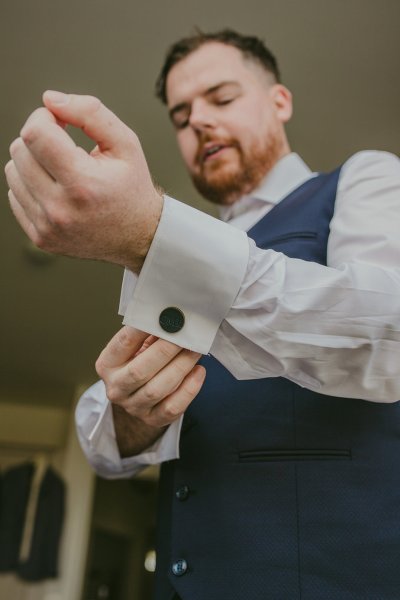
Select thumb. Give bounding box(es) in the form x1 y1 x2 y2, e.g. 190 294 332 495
42 90 134 156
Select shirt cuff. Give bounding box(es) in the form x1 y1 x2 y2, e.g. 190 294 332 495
120 196 249 353
75 380 183 479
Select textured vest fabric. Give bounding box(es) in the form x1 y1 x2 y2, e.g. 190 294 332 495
154 168 400 600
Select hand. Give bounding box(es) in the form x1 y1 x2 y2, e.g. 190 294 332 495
5 91 163 273
96 326 206 430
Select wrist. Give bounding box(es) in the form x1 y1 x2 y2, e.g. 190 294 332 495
127 191 164 273
112 404 167 457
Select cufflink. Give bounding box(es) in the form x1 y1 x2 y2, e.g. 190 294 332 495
159 307 185 333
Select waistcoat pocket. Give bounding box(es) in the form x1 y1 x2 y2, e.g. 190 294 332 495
265 231 317 245
238 448 351 462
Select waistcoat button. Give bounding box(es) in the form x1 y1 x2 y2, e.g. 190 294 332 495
175 485 190 501
172 559 188 576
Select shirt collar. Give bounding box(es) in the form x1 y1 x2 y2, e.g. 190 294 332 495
219 153 315 222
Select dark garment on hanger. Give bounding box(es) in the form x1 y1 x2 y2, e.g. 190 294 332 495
0 462 65 581
0 463 32 572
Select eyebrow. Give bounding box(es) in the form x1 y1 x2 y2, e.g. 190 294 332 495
168 81 242 120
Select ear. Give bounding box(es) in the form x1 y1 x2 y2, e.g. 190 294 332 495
270 84 293 124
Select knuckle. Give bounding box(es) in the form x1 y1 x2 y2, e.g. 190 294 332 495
33 221 55 250
33 227 54 252
64 180 94 206
83 95 102 115
20 109 47 144
5 161 15 183
182 376 202 398
142 382 160 404
118 397 135 413
95 357 106 378
34 235 49 251
46 207 73 231
162 400 182 421
127 361 146 384
20 126 36 145
105 384 121 404
9 137 23 158
118 327 136 349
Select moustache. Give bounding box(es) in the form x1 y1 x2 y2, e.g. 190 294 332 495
195 137 239 166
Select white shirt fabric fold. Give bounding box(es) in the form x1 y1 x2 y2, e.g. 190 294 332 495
76 150 400 479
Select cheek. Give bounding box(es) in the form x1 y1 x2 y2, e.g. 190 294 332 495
232 119 263 151
227 104 270 148
240 97 276 139
258 107 280 137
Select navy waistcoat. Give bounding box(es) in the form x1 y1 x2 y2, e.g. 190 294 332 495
154 168 400 600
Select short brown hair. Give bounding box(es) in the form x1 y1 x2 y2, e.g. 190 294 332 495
155 28 281 104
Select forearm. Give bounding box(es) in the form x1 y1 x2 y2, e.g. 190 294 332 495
212 250 400 400
112 404 167 457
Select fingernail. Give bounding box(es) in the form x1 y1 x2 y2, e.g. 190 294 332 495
45 90 69 105
194 366 205 381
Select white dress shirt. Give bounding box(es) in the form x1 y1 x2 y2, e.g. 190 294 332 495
76 151 400 479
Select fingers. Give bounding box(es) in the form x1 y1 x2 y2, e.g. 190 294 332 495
42 91 135 156
8 189 40 244
119 348 202 414
97 326 183 390
110 339 185 398
8 137 56 201
96 326 206 428
148 365 206 427
96 327 156 371
18 106 87 184
134 335 158 356
5 159 47 239
8 91 136 201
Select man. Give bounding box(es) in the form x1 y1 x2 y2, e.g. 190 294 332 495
6 29 400 600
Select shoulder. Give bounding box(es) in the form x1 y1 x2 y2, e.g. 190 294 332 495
328 151 400 268
338 150 400 189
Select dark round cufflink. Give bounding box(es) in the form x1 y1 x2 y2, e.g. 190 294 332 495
159 307 185 333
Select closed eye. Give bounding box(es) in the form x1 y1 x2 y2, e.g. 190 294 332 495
171 111 190 130
174 118 189 130
215 97 235 106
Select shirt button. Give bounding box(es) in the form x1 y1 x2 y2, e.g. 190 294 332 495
172 559 188 576
159 307 185 333
175 485 190 501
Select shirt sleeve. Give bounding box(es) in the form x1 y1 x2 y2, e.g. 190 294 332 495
121 197 250 353
75 380 183 478
211 150 400 400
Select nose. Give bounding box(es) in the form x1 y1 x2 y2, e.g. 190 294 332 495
189 98 217 132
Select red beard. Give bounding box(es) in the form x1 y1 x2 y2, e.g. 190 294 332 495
191 132 286 205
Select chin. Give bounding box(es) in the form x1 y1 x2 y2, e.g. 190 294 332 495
192 172 246 205
191 139 280 205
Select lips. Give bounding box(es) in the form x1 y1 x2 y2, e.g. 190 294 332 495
200 141 232 164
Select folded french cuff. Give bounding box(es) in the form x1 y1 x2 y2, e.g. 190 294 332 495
121 196 250 354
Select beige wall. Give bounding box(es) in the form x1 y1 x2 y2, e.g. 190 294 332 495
0 387 95 600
